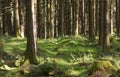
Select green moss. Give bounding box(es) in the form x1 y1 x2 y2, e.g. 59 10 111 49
88 60 117 76
1 35 120 76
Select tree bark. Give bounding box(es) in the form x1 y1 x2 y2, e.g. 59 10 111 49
88 0 95 41
18 0 25 38
25 0 38 64
103 0 110 52
99 0 104 45
14 0 21 37
58 0 64 37
116 0 120 36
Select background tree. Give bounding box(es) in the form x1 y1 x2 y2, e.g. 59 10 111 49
0 1 4 53
88 0 95 42
98 0 104 45
13 0 21 37
103 0 110 52
18 0 25 38
116 0 120 36
64 0 72 36
73 0 79 36
0 0 120 56
58 0 64 37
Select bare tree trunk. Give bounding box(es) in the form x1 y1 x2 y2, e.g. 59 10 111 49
80 0 85 35
43 0 47 39
116 0 120 36
64 0 71 35
88 0 95 41
99 0 104 45
18 0 25 38
14 0 21 37
58 0 64 37
25 0 38 64
74 0 79 36
103 0 110 52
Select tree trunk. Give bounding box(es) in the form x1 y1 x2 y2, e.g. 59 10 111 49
25 0 38 64
14 0 21 37
80 0 85 35
18 0 25 38
58 0 64 37
44 0 47 39
74 0 79 36
103 0 110 52
99 0 104 45
64 0 71 35
37 0 43 39
2 0 7 35
88 0 95 41
116 0 120 36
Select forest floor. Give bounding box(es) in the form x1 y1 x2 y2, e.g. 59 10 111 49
0 35 120 77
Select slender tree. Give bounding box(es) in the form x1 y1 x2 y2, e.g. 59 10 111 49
103 0 110 52
37 0 43 38
58 0 64 37
73 0 79 36
99 0 104 45
64 0 72 35
116 0 120 36
80 0 86 35
88 0 95 41
13 0 21 37
18 0 25 37
2 0 7 35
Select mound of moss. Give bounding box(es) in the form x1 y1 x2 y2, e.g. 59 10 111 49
88 60 117 76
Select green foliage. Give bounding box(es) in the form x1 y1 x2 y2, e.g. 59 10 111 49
2 36 26 56
27 59 72 77
1 35 120 77
110 36 120 51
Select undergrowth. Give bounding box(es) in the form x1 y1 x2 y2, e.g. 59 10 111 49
0 35 120 77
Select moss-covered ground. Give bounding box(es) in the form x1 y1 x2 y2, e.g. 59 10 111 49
0 35 120 77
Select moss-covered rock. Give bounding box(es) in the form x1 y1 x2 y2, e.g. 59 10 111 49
22 60 34 74
88 60 117 76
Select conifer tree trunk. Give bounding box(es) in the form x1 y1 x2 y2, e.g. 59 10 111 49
58 0 64 37
74 0 79 36
0 4 2 49
99 0 104 45
53 0 58 37
103 0 110 52
18 0 25 38
2 0 7 35
13 0 21 37
88 0 95 41
25 0 38 64
37 0 43 38
64 0 71 35
43 0 47 39
80 0 85 35
116 0 120 36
